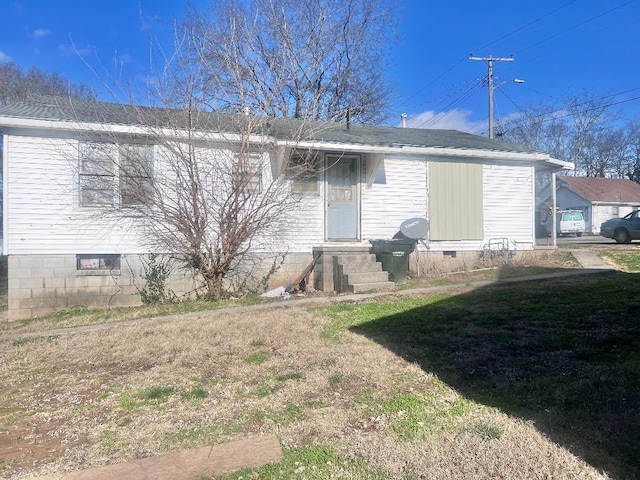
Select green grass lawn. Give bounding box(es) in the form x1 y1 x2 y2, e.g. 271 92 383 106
3 267 639 479
347 272 640 479
599 249 640 272
211 270 640 479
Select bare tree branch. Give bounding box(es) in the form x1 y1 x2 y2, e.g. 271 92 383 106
183 0 396 123
500 91 638 181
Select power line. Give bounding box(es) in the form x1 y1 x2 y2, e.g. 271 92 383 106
398 0 640 127
475 0 579 53
517 85 640 125
412 79 484 128
500 92 640 131
516 0 638 55
396 0 580 111
409 78 480 114
469 55 516 138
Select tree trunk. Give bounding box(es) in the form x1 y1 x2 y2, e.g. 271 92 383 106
205 273 224 301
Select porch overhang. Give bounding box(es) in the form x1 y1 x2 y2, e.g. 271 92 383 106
276 139 574 172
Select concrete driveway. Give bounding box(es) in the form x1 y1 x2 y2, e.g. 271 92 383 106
536 234 618 247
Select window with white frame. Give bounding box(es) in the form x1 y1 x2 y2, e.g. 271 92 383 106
234 152 263 194
79 142 153 207
288 150 322 193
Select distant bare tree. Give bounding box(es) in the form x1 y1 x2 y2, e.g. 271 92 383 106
0 62 95 104
501 91 634 180
182 0 397 123
624 127 640 183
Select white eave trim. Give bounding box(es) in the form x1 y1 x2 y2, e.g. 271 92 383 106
280 139 575 169
543 157 574 170
0 115 575 170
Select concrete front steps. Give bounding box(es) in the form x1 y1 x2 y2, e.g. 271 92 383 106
333 253 395 293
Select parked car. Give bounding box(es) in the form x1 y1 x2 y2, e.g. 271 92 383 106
600 210 640 243
545 209 585 237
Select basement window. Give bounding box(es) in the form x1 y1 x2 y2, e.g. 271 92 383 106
77 254 121 273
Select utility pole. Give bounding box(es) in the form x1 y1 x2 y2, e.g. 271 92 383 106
469 54 514 139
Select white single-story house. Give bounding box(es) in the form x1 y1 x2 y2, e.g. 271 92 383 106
540 175 640 234
0 98 571 320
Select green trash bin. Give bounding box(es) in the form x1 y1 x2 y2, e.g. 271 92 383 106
370 239 414 282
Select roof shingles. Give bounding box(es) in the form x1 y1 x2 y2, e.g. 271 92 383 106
559 175 640 203
0 97 537 154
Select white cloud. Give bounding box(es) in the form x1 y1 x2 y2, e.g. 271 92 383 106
58 43 91 57
33 28 51 39
114 53 132 66
402 109 486 135
0 51 12 63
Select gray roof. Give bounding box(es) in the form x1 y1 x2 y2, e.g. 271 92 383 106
0 97 538 155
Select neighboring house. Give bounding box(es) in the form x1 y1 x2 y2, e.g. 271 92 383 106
0 98 571 320
542 175 640 234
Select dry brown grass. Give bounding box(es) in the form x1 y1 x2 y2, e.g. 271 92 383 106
1 291 610 479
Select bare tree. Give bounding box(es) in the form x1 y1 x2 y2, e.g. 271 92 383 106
182 0 397 123
142 116 297 300
36 0 389 301
60 28 329 301
0 61 95 104
621 126 640 183
63 89 318 300
501 91 635 180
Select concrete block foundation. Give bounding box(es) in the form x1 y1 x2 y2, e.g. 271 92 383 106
4 252 317 321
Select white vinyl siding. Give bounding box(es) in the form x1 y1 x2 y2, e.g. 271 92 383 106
482 163 535 245
280 188 325 251
5 135 146 254
361 156 427 239
4 133 540 257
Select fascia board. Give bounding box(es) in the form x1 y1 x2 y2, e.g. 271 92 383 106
0 116 270 144
0 114 574 170
282 139 575 169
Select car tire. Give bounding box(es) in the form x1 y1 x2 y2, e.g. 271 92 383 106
614 229 631 244
577 232 582 237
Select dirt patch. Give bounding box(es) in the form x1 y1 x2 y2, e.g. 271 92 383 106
1 418 81 470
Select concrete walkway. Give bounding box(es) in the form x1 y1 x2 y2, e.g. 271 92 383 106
569 249 615 269
33 434 283 480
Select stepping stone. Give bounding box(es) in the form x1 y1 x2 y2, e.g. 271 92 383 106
34 434 283 480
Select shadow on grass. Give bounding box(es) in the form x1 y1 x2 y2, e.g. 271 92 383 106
351 269 640 479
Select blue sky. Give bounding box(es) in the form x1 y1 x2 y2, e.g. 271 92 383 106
1 0 639 134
